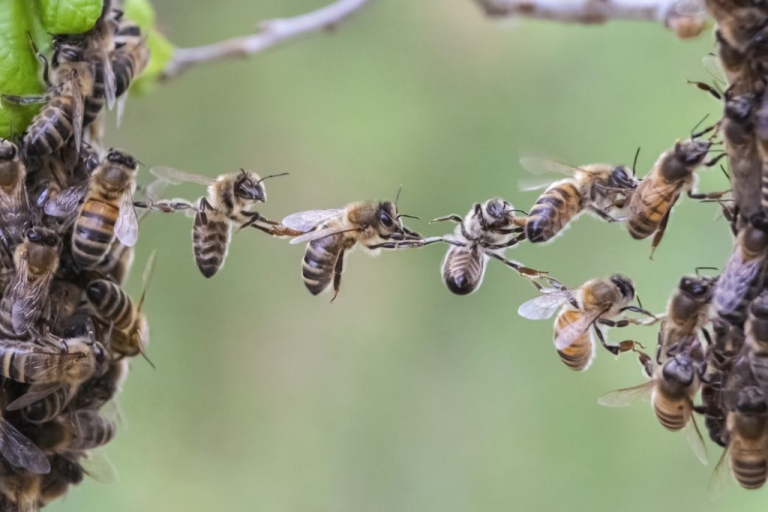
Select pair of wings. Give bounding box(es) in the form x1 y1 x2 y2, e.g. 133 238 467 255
44 180 139 247
282 209 360 245
518 157 608 192
0 416 50 474
7 255 55 335
598 382 708 466
518 290 606 351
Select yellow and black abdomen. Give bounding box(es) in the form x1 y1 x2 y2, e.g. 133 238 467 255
84 60 105 127
72 197 119 269
302 234 343 295
554 310 594 371
627 179 677 240
732 439 768 489
21 384 79 424
652 392 687 431
192 209 231 278
24 96 76 157
441 244 486 296
86 279 134 330
525 181 582 243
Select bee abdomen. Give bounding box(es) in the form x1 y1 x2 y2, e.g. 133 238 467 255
733 451 768 489
192 214 230 278
653 400 686 431
628 191 674 240
21 385 78 424
24 98 75 157
554 311 594 371
302 239 339 295
113 54 136 98
441 246 485 296
84 61 105 127
72 200 119 269
526 184 581 243
86 280 133 330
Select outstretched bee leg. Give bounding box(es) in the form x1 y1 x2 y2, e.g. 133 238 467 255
619 305 660 324
431 214 473 240
330 250 345 304
588 206 621 223
486 252 547 278
592 325 639 356
688 189 730 200
366 236 450 250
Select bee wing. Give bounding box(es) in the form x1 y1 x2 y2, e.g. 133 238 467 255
685 408 709 465
101 41 116 110
597 380 654 407
78 449 119 484
289 225 361 245
676 0 705 16
715 253 764 315
11 275 53 335
708 443 733 500
702 54 727 86
44 184 87 217
282 209 344 233
11 350 84 384
517 291 572 320
519 157 594 176
70 75 84 154
554 308 606 351
0 417 50 474
149 166 215 186
115 190 139 246
6 383 64 411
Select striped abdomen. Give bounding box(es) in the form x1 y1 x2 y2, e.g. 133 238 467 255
69 412 116 450
714 251 764 326
21 384 79 424
652 393 687 431
72 197 120 269
554 310 594 371
92 242 134 285
24 96 76 157
86 279 133 330
302 234 344 295
0 342 75 384
83 60 105 127
114 50 144 98
700 383 728 447
193 210 231 278
732 440 768 489
441 245 486 296
525 181 582 243
627 178 679 240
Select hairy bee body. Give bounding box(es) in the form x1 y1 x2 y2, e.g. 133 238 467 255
0 140 30 256
302 230 353 296
442 244 486 296
83 58 106 127
87 279 133 330
554 309 594 371
24 92 78 158
21 384 80 424
659 275 716 353
727 386 768 489
526 179 582 243
0 337 105 385
193 207 231 279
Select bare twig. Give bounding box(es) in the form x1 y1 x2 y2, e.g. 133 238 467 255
161 0 374 80
473 0 708 38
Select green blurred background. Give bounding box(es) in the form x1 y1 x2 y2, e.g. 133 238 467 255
51 1 753 511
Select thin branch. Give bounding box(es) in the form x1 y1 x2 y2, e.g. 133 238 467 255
161 0 374 80
473 0 708 38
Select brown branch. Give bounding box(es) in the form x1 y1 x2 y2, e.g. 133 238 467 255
161 0 374 80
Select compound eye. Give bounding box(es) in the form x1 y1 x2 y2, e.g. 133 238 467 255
379 211 394 228
25 229 40 242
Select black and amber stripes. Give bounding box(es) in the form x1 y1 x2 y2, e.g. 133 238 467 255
731 441 768 489
21 384 79 424
627 179 679 240
652 396 687 431
302 234 343 295
72 198 119 269
83 59 105 127
23 97 76 157
554 310 594 372
441 245 485 296
86 279 133 330
193 210 231 278
525 181 582 243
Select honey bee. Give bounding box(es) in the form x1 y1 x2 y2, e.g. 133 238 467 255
713 212 768 326
711 385 768 492
111 14 150 122
427 199 546 295
283 199 422 301
747 292 768 399
149 167 293 278
517 274 652 371
658 271 718 354
70 358 129 411
722 91 762 224
87 252 155 360
519 158 638 244
0 228 60 337
32 411 115 454
44 149 139 269
599 349 708 465
0 384 50 475
12 384 81 425
627 138 722 256
0 471 43 512
2 37 91 157
0 140 31 258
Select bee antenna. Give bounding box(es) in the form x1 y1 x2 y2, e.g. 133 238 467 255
720 164 730 180
635 294 644 310
695 266 718 276
255 172 290 185
395 184 403 208
397 214 420 221
632 147 641 178
139 347 156 369
691 114 710 139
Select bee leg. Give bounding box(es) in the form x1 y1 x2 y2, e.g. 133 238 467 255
367 236 447 250
486 252 547 278
588 206 620 223
474 203 488 230
592 326 622 356
1 94 50 106
431 214 473 240
687 80 723 101
618 305 659 323
688 189 730 200
649 202 674 259
330 250 345 303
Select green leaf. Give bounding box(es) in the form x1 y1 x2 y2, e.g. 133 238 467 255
39 0 101 34
124 0 174 94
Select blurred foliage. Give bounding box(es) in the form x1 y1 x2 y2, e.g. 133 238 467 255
47 1 765 511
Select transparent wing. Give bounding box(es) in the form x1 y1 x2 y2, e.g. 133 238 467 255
116 94 128 127
6 383 64 411
282 209 344 233
11 275 53 335
11 351 86 384
289 225 359 245
555 309 604 350
518 177 556 192
0 417 50 474
519 157 595 176
149 166 215 186
686 410 709 465
101 41 116 110
70 75 84 154
597 381 654 407
517 291 571 320
78 449 118 484
115 190 139 246
44 184 87 217
677 0 705 16
708 445 732 500
715 253 764 314
702 54 727 86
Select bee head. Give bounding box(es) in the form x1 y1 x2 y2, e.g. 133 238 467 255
607 166 636 189
751 294 768 318
234 170 266 203
609 273 635 302
105 149 138 170
25 227 59 248
662 354 696 387
376 201 400 234
91 341 109 375
735 386 767 414
52 37 86 67
0 139 18 161
678 275 715 300
674 139 711 166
